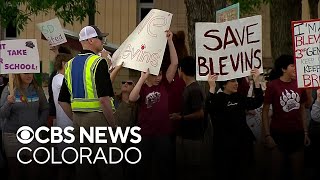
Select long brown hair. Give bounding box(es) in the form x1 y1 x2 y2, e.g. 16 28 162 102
13 74 39 97
54 53 73 71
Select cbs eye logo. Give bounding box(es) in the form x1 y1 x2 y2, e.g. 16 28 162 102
16 126 34 144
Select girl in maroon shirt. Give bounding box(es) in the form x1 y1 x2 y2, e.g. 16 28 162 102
262 55 310 180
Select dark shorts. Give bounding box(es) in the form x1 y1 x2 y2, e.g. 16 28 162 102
271 130 304 154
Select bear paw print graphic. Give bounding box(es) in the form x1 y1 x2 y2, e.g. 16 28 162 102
279 90 300 112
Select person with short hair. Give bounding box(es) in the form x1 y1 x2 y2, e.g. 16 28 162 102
58 25 121 180
169 56 207 179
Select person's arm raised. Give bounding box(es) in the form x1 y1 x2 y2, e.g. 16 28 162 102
129 69 149 102
165 30 178 83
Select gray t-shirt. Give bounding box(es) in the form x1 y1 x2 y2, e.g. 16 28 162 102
0 85 49 133
180 82 206 140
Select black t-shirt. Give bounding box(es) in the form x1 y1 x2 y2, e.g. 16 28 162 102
179 81 206 140
58 50 114 104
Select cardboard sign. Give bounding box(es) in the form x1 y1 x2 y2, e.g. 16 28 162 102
0 39 40 74
37 18 67 46
195 15 263 81
216 3 240 23
112 9 172 75
292 19 320 88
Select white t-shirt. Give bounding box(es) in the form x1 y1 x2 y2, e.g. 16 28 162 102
52 73 72 128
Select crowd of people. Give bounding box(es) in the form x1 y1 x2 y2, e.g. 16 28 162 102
0 24 319 180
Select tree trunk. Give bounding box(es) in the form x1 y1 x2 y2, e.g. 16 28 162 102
270 0 302 61
309 0 319 19
88 0 96 25
184 0 226 57
184 0 226 93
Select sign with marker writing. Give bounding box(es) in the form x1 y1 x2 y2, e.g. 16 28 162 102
112 9 172 75
0 39 40 74
195 15 263 81
37 18 67 46
216 3 240 23
292 19 320 88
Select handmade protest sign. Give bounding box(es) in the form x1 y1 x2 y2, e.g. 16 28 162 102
292 19 320 88
112 9 172 75
37 18 67 46
216 3 240 23
0 39 40 74
195 15 263 81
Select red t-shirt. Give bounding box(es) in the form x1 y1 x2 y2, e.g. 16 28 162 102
138 80 173 136
264 79 306 133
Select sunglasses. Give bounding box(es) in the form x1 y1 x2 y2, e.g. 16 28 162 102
93 36 107 43
122 81 133 85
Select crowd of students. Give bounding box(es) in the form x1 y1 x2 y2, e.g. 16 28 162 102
0 29 319 180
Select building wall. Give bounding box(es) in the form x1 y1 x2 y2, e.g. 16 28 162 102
94 0 138 93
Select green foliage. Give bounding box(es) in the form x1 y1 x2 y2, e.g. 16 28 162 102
0 0 97 33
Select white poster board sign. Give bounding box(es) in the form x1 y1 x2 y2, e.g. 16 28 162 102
195 15 263 81
37 18 67 46
292 19 320 88
112 9 172 75
0 39 40 74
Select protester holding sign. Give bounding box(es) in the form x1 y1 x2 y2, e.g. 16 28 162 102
129 29 178 180
262 55 310 180
0 73 48 180
206 68 263 180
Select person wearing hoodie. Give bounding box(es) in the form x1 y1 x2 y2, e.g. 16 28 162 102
206 69 263 180
0 73 49 179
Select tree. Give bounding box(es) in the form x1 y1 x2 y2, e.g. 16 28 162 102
0 0 97 33
309 0 319 19
184 0 227 57
270 0 301 60
88 0 96 25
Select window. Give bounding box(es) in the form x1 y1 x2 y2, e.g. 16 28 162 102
139 0 154 22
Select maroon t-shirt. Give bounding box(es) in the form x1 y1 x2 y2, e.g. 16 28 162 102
138 80 173 136
264 79 306 133
168 73 185 114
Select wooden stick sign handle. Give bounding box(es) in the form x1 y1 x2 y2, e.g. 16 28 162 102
9 74 14 95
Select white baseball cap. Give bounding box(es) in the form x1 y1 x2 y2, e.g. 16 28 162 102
79 25 109 41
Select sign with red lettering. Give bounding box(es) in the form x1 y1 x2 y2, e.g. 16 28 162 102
195 15 263 81
292 19 320 88
0 39 40 74
112 9 172 75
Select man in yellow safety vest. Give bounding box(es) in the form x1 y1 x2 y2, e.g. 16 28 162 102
58 25 121 180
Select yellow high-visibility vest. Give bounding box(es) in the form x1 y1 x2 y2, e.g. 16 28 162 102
64 53 115 112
